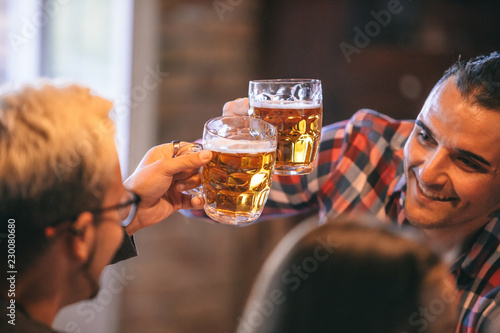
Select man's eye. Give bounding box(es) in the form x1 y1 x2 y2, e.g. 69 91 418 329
418 132 428 140
417 129 432 142
457 157 486 173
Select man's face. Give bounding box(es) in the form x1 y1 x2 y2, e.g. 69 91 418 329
403 78 500 234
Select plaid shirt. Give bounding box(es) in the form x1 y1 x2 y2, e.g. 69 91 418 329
263 109 500 332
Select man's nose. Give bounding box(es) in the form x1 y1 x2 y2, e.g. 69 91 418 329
417 148 449 185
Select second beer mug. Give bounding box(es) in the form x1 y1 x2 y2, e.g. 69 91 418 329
180 116 277 226
248 79 323 175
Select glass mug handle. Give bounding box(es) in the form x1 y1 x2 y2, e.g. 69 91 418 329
174 142 204 197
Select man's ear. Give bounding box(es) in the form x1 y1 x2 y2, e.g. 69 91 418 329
69 211 96 263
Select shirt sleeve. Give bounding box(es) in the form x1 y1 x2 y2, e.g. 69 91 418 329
262 109 412 221
261 119 349 219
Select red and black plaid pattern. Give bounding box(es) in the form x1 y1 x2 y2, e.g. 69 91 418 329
265 109 411 221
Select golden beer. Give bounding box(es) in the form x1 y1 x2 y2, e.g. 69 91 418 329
249 79 323 175
251 102 322 175
202 139 276 225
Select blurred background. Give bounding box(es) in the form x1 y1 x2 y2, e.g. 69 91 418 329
1 0 499 332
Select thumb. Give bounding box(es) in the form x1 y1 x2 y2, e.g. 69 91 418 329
223 97 249 116
164 150 212 176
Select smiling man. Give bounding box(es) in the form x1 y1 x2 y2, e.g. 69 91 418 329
404 78 500 247
223 51 500 331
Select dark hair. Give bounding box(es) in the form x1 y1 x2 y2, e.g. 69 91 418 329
439 51 500 110
239 217 446 333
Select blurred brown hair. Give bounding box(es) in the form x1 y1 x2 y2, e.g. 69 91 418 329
239 216 454 333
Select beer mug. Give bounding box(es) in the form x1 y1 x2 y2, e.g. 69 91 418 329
177 116 277 226
248 79 323 175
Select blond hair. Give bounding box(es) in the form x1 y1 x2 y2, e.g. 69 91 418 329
0 81 116 236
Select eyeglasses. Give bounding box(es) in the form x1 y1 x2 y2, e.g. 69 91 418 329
93 190 141 226
44 190 142 238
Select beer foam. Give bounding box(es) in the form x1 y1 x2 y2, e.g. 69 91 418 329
205 137 276 153
252 100 321 109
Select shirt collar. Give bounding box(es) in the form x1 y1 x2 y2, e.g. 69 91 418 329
387 172 407 226
391 174 500 280
451 214 500 281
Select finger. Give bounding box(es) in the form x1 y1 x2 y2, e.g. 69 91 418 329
222 101 236 115
161 150 212 176
175 173 201 192
137 142 189 167
172 168 200 183
190 196 204 210
223 97 249 116
174 192 203 211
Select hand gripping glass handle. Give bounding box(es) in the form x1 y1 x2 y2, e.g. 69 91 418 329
174 142 204 197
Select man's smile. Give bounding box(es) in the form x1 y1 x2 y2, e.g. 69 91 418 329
412 170 457 203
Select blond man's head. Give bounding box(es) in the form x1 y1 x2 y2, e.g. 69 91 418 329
0 82 116 269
